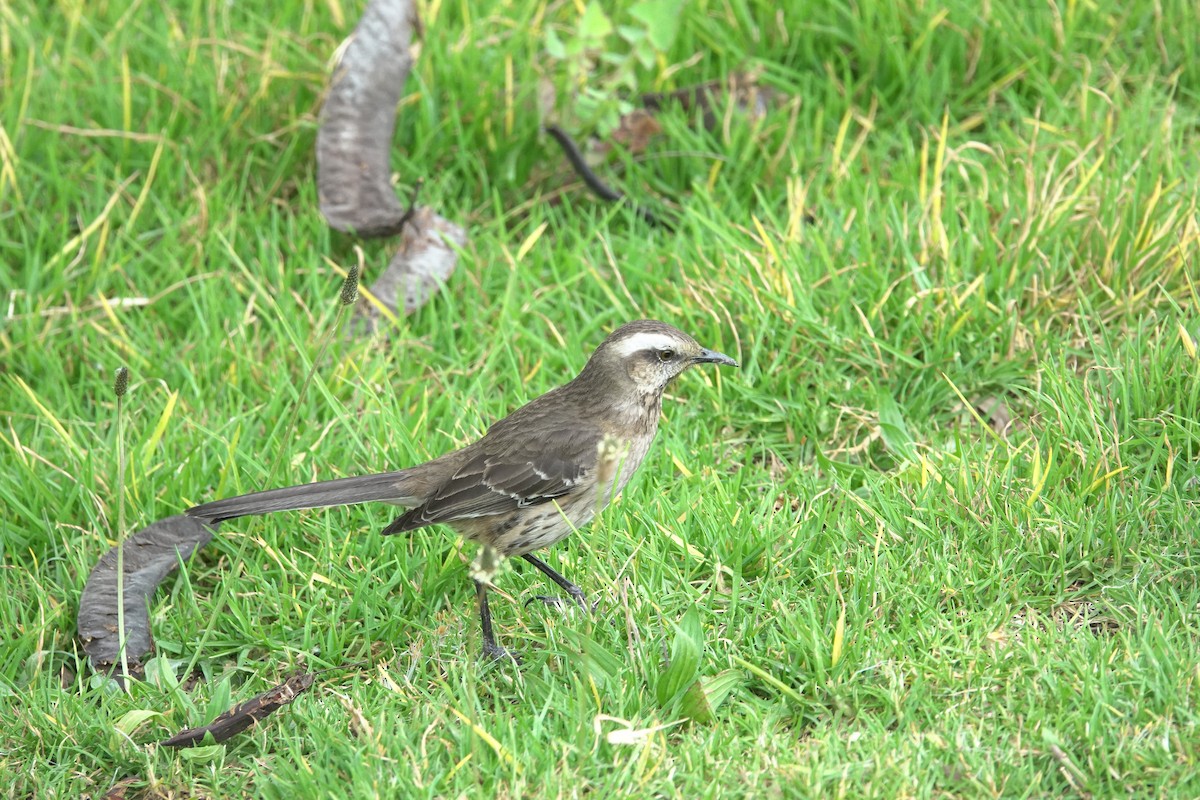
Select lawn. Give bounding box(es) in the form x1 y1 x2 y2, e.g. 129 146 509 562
2 0 1199 797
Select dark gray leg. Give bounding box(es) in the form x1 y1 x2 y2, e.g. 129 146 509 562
475 579 519 662
522 554 592 612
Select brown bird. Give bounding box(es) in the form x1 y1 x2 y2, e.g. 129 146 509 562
187 320 738 659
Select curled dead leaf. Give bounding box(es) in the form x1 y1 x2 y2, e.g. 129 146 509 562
77 515 216 682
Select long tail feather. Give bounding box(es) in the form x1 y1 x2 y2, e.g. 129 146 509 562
187 470 421 523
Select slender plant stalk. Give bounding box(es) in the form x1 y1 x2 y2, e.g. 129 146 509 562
267 253 361 488
113 366 130 686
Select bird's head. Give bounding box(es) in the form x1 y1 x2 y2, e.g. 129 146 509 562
583 320 739 396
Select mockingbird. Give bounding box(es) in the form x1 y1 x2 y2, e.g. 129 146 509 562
188 320 738 659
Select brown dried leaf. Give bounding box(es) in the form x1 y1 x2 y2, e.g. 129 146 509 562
354 206 465 324
101 777 140 800
77 515 216 681
640 72 779 131
975 395 1015 435
608 109 663 155
317 0 421 237
160 673 316 748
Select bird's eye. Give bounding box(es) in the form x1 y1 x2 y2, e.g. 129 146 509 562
657 348 675 363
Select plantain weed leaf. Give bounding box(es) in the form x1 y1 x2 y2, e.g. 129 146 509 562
143 656 181 692
876 388 917 462
655 607 704 708
114 709 165 737
815 446 869 486
677 670 742 724
177 744 224 763
205 676 233 721
578 635 623 688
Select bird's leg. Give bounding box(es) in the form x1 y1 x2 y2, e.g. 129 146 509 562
521 554 595 613
475 579 520 662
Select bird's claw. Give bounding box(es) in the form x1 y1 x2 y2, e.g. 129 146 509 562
525 594 599 615
526 594 567 611
482 641 522 663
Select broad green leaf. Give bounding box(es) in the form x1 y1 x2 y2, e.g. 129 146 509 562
544 27 566 59
206 677 233 721
89 673 123 694
629 0 684 52
114 709 163 736
578 3 613 41
655 607 704 707
876 388 916 462
616 25 646 43
178 744 224 762
633 38 657 69
143 656 180 691
579 635 623 686
678 670 742 723
815 446 869 481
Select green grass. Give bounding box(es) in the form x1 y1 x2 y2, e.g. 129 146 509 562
3 0 1199 796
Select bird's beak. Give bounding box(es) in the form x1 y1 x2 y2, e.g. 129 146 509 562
694 348 739 368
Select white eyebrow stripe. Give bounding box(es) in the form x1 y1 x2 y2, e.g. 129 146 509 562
610 332 682 357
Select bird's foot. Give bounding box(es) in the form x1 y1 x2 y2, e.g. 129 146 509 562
525 593 600 614
482 640 522 664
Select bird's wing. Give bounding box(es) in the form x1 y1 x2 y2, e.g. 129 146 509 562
388 425 601 530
